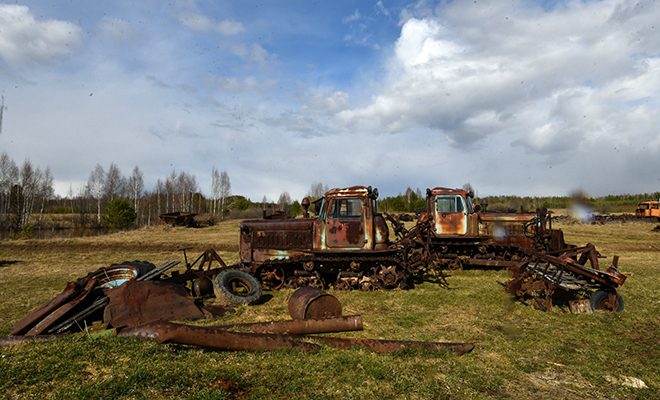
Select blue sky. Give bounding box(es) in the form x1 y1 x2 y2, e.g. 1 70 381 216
1 0 660 202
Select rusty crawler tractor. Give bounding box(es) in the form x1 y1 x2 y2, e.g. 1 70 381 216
238 186 409 291
387 187 627 311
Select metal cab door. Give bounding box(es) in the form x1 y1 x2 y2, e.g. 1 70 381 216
433 195 468 235
325 197 366 249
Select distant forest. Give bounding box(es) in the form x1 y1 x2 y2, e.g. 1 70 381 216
379 187 660 214
1 152 657 238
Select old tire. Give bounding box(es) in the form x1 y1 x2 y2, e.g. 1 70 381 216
214 269 262 305
110 261 156 278
590 290 624 312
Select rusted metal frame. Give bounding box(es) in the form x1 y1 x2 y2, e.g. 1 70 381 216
462 259 519 268
137 260 181 281
521 248 625 287
10 281 79 335
168 267 224 287
185 248 229 273
520 259 558 311
26 278 98 336
48 296 110 334
541 244 601 269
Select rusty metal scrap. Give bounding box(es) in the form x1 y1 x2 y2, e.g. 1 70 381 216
118 320 321 351
117 320 475 355
287 286 342 320
26 277 98 336
11 260 222 338
11 281 79 336
218 315 363 335
103 280 233 328
158 211 198 226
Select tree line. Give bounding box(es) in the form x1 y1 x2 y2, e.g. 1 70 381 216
0 152 332 237
1 150 657 238
379 185 660 214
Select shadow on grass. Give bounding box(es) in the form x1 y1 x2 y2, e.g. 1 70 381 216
253 294 274 305
0 260 18 268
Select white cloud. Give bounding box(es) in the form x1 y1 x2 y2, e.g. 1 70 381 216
175 0 245 35
216 19 245 35
338 0 660 156
0 4 83 67
228 43 273 69
343 9 360 23
375 1 390 17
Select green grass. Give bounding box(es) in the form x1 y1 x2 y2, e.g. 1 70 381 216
1 220 659 399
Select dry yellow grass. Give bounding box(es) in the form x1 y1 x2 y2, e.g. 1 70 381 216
1 218 659 399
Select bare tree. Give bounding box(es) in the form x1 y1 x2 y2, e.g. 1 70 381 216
277 191 292 214
37 166 54 228
128 166 144 225
0 152 18 229
307 182 328 199
88 164 105 225
105 162 124 201
210 167 220 216
156 178 164 215
164 170 176 212
404 187 414 205
176 171 197 212
219 170 231 219
17 159 39 230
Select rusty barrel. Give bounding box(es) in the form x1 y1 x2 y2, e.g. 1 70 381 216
288 286 342 320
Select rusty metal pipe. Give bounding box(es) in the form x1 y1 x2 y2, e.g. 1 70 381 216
217 315 362 335
26 278 98 336
117 320 320 351
10 281 79 335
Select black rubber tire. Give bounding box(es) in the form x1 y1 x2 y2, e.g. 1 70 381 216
590 290 624 312
109 260 156 278
213 269 262 305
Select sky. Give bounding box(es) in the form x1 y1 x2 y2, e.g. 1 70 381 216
1 0 659 202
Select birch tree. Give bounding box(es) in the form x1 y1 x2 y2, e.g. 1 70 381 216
219 170 230 219
210 167 220 216
0 153 18 229
37 166 54 228
105 162 124 201
128 166 144 224
88 164 105 225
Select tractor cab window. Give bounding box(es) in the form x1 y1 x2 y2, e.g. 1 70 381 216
639 203 649 210
328 198 362 219
317 198 327 221
435 195 465 213
652 203 659 210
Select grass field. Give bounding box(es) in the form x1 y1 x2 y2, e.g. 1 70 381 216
1 219 659 399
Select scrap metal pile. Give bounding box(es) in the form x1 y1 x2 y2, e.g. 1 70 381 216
4 284 474 356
